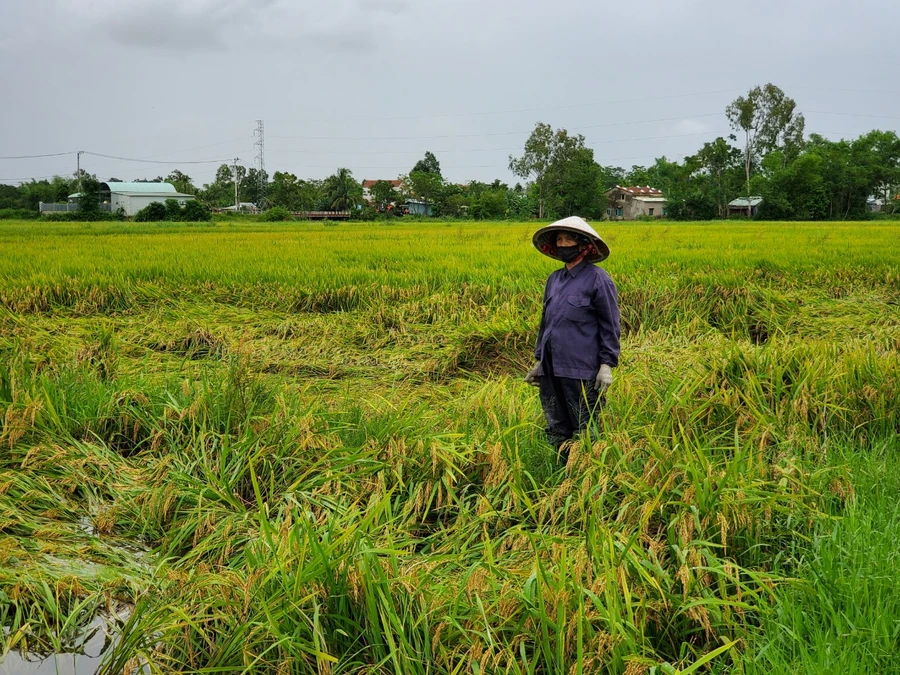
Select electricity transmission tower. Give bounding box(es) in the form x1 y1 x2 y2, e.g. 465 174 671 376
254 120 266 209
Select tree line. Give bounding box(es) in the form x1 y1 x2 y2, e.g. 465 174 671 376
2 84 898 220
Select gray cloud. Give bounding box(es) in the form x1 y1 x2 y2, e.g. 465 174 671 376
73 0 282 51
57 0 410 53
1 0 899 187
103 1 231 51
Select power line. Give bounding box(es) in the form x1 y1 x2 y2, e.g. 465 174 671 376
89 123 251 154
0 174 63 182
276 163 505 171
269 129 727 156
267 88 741 124
0 145 247 184
83 157 245 181
3 105 893 172
590 130 728 146
82 151 235 165
1 105 893 185
269 112 724 142
790 85 900 97
597 152 688 164
80 141 249 179
272 132 728 171
262 87 900 127
139 136 252 159
1 129 729 180
0 151 75 160
270 146 522 156
1 126 867 182
811 130 869 137
805 110 900 122
1 138 248 166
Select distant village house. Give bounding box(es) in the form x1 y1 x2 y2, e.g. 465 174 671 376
727 197 763 217
41 181 195 216
362 179 402 205
867 194 900 213
405 199 433 216
605 186 667 220
215 202 259 214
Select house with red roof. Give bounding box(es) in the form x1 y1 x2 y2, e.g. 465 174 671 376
605 186 667 220
362 179 402 204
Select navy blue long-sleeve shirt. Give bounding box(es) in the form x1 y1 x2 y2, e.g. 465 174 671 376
535 261 621 379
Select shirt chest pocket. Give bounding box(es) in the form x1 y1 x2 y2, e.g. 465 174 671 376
563 295 591 321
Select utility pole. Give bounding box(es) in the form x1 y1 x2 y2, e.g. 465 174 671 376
254 120 266 210
76 150 84 193
232 157 240 212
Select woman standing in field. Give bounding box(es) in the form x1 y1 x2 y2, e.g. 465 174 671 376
524 216 621 464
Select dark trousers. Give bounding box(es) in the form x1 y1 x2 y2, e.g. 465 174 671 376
539 347 603 459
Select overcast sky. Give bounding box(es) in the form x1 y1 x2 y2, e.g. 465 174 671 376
2 0 899 187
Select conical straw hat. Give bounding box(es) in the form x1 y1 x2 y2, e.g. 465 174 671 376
532 216 610 263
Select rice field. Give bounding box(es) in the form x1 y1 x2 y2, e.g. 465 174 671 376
0 219 898 674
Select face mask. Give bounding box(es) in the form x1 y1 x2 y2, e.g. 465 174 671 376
556 245 581 263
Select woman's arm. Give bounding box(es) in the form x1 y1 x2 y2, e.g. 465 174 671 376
534 276 552 360
593 272 621 367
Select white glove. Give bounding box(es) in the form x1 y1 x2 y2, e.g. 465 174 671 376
594 364 613 394
524 361 541 387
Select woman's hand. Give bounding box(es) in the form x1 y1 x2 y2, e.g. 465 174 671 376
524 361 541 387
594 364 613 393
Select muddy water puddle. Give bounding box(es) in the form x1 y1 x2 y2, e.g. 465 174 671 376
2 514 153 675
1 608 129 675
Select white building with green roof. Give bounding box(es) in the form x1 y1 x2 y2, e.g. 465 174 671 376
97 181 195 216
51 181 196 216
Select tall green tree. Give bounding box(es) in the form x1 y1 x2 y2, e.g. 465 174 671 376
301 179 326 212
691 138 744 217
649 157 690 195
509 122 554 218
803 130 900 219
14 177 72 210
324 168 362 210
215 163 239 187
506 186 536 219
624 165 653 187
546 146 603 218
51 175 73 202
370 180 399 211
510 123 599 219
412 151 442 177
758 151 828 220
270 171 303 211
198 163 247 208
166 170 196 195
726 83 805 206
0 184 20 209
472 189 507 219
405 171 444 213
77 175 102 215
856 130 900 206
241 168 268 206
598 165 626 191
